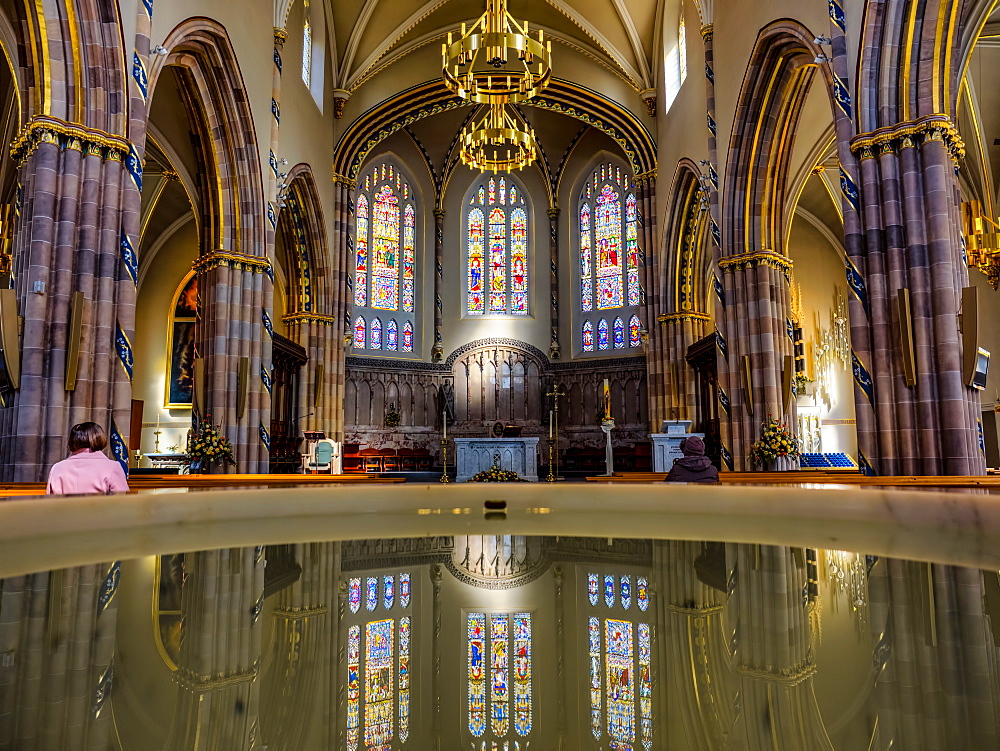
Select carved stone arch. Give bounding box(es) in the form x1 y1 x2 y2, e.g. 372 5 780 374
277 164 331 315
662 160 708 315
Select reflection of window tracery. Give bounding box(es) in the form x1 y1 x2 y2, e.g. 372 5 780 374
468 611 533 746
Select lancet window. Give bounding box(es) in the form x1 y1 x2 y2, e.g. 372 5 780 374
466 176 529 316
579 163 643 354
468 611 533 747
346 573 412 750
352 163 416 354
586 573 652 750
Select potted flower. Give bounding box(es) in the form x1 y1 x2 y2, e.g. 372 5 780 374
470 454 523 482
793 372 813 396
186 414 237 473
748 418 800 471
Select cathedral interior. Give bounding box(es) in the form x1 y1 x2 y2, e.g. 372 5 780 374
2 0 1000 748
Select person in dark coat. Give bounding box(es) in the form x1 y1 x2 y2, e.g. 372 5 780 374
665 436 719 483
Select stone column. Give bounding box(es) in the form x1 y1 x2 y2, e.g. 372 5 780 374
547 207 561 359
331 176 355 440
660 313 710 420
285 314 338 434
636 175 659 429
432 208 445 362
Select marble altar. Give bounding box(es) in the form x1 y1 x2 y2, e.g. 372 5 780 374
652 420 704 473
454 438 540 482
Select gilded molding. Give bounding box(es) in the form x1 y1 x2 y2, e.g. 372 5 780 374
273 27 288 46
282 312 337 326
658 311 710 324
175 667 258 692
666 602 723 614
10 115 130 165
700 24 714 42
634 168 657 183
849 113 965 161
718 250 793 273
332 171 357 188
192 250 272 275
272 605 329 619
737 660 817 686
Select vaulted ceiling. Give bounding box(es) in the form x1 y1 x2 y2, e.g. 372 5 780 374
323 0 675 97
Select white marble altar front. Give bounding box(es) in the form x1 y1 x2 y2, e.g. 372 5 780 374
652 420 704 473
454 438 540 482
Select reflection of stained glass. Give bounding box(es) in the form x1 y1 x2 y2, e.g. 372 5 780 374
621 576 631 609
606 619 635 745
511 208 527 314
589 617 601 739
353 317 366 349
386 319 398 350
581 203 592 312
468 208 485 314
383 575 394 610
370 318 382 350
489 177 496 204
614 317 625 348
372 186 400 310
588 573 599 606
400 617 411 743
364 619 394 748
513 614 532 736
605 575 615 608
491 615 509 736
583 321 594 352
366 577 378 612
402 321 413 352
400 573 410 608
626 194 640 306
489 207 506 314
403 205 415 313
637 577 649 612
469 613 487 737
598 319 609 350
347 625 361 750
499 177 506 205
596 185 623 309
639 623 652 750
629 315 641 348
355 194 369 307
349 578 362 613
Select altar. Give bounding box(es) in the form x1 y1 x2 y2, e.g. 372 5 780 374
454 438 540 482
651 420 704 473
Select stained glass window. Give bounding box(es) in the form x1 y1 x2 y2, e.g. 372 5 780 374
383 575 394 609
302 19 312 87
583 321 595 352
364 620 394 747
637 577 649 612
588 573 600 606
400 617 410 742
604 575 616 607
353 316 365 349
366 577 378 612
614 317 625 349
579 163 643 352
467 175 529 316
678 14 688 83
599 319 609 351
386 319 398 350
629 315 642 348
589 617 602 739
353 163 417 353
621 576 631 609
370 318 382 350
402 321 413 352
639 623 652 750
469 611 533 743
349 578 362 613
400 574 411 608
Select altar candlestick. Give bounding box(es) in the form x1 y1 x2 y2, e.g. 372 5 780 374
442 408 447 439
603 378 611 420
549 410 553 439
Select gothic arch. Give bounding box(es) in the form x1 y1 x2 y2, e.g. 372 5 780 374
276 164 331 316
662 159 708 316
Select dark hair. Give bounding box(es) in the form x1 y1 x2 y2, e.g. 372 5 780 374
68 422 108 452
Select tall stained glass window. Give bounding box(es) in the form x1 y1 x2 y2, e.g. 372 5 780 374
302 18 312 87
468 612 533 744
579 163 643 354
466 176 529 316
587 572 653 750
345 572 412 751
353 163 417 354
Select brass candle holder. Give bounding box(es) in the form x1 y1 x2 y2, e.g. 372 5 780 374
546 438 556 482
440 438 450 483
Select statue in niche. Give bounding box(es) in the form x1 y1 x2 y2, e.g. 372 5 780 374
437 381 455 426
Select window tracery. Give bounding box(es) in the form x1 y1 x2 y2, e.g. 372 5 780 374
466 176 529 316
468 611 533 746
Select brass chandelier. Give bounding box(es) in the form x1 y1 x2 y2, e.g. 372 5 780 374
962 200 1000 288
442 0 552 172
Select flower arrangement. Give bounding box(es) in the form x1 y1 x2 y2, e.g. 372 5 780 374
470 455 522 482
187 414 236 469
384 403 401 429
749 418 800 468
793 372 813 393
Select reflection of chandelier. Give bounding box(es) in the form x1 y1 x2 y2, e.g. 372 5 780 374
961 200 1000 288
459 103 537 172
443 0 551 172
441 0 552 104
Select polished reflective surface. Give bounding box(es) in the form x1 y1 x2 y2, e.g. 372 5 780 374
3 531 998 749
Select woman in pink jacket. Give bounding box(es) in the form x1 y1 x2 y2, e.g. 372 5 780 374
46 422 130 495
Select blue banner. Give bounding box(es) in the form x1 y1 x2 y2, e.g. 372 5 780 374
834 75 852 119
97 562 121 615
271 98 280 124
705 63 714 86
267 201 276 229
707 112 716 137
259 422 271 452
141 0 153 16
829 0 846 31
110 420 129 478
261 365 272 394
852 350 874 407
125 144 142 192
718 386 730 416
262 309 273 338
857 448 876 477
845 256 870 315
715 327 728 359
786 318 795 342
115 321 133 381
713 272 725 309
120 230 138 286
709 163 718 189
711 217 721 248
720 444 733 471
273 47 282 73
839 166 860 214
132 52 148 102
